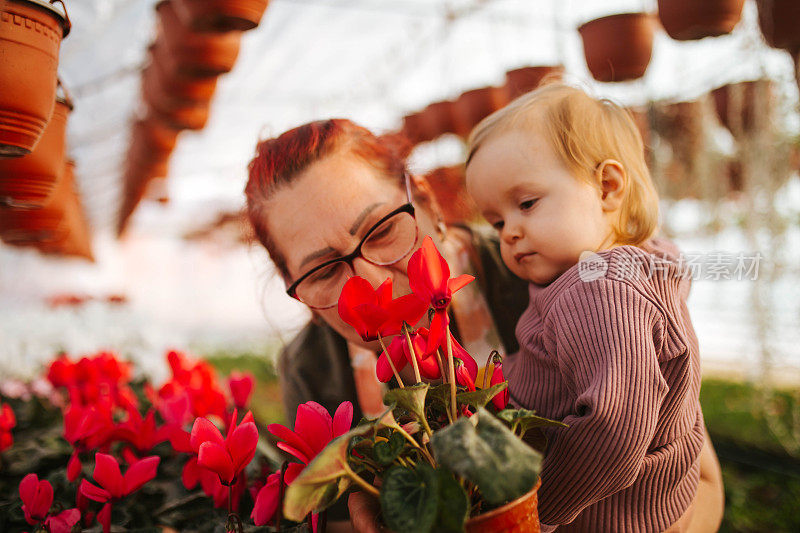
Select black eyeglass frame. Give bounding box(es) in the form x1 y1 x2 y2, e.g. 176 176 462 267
285 172 417 309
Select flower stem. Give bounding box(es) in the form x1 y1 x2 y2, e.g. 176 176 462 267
435 349 445 382
402 323 422 384
343 462 380 497
446 326 457 420
378 334 404 389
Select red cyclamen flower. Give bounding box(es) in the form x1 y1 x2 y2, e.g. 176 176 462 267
190 409 258 485
376 328 441 382
0 402 16 452
267 401 353 465
19 474 80 533
490 354 509 410
455 358 476 392
255 401 353 527
79 453 159 533
407 236 474 351
338 277 427 342
228 371 255 409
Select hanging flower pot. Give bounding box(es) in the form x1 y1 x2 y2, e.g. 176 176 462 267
711 80 772 136
453 86 509 138
0 0 70 157
146 42 219 106
156 0 242 77
38 160 94 260
756 0 800 52
578 13 654 83
0 89 72 209
657 0 745 41
172 0 269 32
465 480 541 533
505 65 564 100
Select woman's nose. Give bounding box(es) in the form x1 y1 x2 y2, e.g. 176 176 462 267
352 257 393 291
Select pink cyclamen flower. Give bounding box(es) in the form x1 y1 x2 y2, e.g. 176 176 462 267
228 371 255 409
267 401 353 465
79 453 160 533
490 354 509 410
190 409 258 485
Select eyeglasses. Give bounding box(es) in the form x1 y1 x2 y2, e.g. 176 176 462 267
286 174 418 310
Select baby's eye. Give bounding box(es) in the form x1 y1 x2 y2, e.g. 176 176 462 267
491 220 504 231
519 199 538 211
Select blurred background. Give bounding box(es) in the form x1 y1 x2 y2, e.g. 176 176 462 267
1 1 799 530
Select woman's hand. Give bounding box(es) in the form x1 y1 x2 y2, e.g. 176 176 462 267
348 491 387 533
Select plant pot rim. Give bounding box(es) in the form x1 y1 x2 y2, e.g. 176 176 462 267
9 0 71 36
578 11 652 32
466 478 541 526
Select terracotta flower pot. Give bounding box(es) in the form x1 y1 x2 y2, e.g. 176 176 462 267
0 94 71 209
658 0 744 41
146 42 219 106
579 13 654 83
453 86 509 138
1 160 93 261
465 480 541 533
156 0 242 76
0 0 70 157
756 0 800 52
505 65 564 100
173 0 269 32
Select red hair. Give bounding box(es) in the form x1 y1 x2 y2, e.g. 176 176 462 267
245 119 410 277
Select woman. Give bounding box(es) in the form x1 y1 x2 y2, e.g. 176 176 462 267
244 118 724 532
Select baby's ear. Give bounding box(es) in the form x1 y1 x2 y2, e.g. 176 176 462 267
595 159 626 211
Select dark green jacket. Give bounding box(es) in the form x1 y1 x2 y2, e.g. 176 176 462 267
277 226 529 426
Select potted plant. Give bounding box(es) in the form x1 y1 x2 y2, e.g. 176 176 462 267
657 0 745 41
0 0 70 156
0 86 72 209
264 237 565 532
505 65 564 100
173 0 269 33
578 13 654 83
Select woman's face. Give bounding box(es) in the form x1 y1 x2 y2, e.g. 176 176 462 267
264 150 440 348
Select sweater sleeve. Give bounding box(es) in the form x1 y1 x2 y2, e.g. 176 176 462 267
537 278 669 525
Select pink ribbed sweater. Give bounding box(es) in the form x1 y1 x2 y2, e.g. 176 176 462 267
507 238 705 532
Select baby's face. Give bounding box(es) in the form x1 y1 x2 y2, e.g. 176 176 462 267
466 128 616 285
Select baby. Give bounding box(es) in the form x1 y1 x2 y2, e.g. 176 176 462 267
465 83 706 532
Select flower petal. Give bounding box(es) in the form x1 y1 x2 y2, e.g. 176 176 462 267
427 310 449 355
190 417 224 452
44 508 81 533
375 278 393 307
93 453 124 498
79 479 111 503
332 401 353 437
198 442 235 484
182 457 201 490
276 442 311 464
376 339 407 383
227 421 258 474
267 423 316 462
18 473 39 509
98 502 112 533
295 402 333 456
380 294 428 336
123 456 160 495
67 451 82 482
31 477 53 518
448 274 475 294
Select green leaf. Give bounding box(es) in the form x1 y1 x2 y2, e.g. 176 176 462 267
384 383 431 432
373 430 406 465
456 382 508 409
380 464 439 533
427 383 453 412
283 423 371 522
496 408 568 435
431 407 542 505
435 469 469 532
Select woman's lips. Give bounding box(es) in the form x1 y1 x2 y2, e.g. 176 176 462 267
514 252 536 263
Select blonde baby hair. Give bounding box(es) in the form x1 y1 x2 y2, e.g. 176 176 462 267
466 82 659 246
